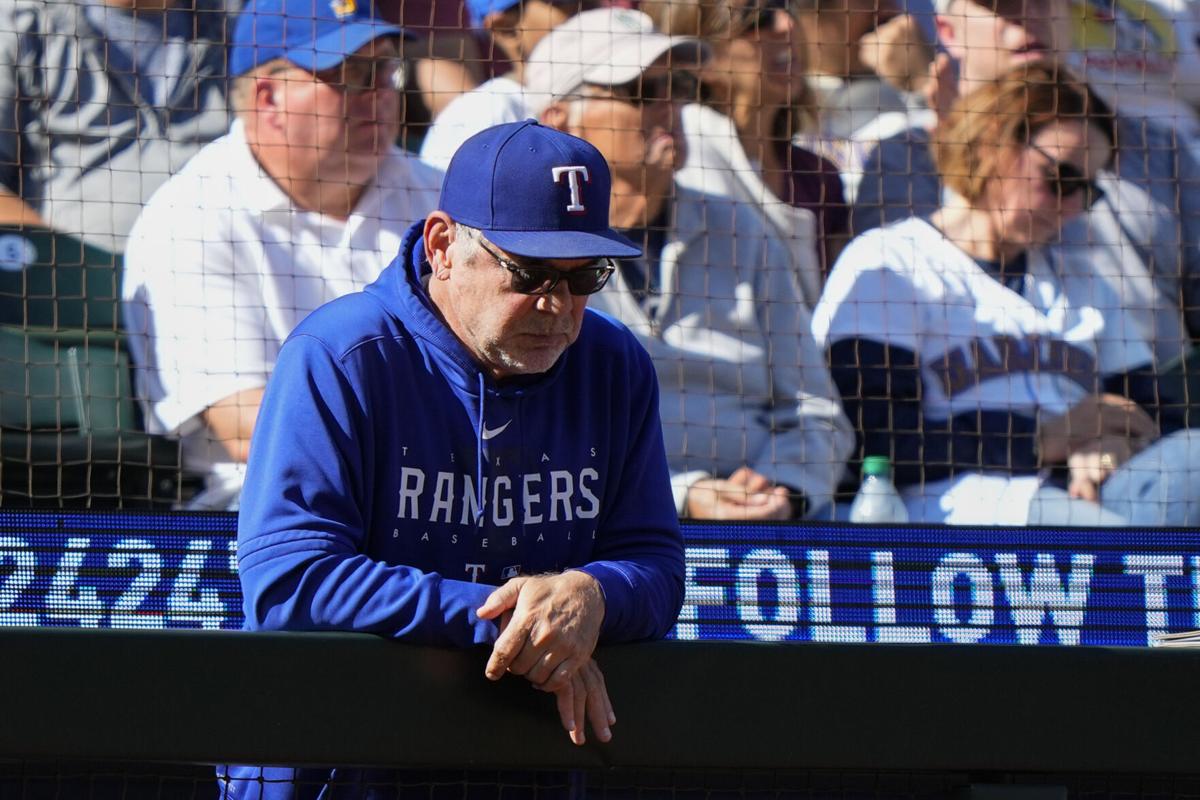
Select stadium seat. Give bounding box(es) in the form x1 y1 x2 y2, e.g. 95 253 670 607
0 225 122 330
0 226 192 508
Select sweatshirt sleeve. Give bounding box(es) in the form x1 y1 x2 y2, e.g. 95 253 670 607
748 232 855 511
577 336 685 643
236 333 497 647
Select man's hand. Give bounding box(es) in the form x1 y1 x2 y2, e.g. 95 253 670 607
1037 394 1157 465
685 467 791 521
542 658 615 746
859 13 935 94
477 570 605 691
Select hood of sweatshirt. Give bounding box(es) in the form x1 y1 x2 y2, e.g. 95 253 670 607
364 221 571 399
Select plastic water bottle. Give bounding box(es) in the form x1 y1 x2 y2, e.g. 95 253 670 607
848 456 909 523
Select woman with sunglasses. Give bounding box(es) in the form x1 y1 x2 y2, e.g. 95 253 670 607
646 0 846 304
812 62 1200 526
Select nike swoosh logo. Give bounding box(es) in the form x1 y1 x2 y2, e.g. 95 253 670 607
481 420 511 440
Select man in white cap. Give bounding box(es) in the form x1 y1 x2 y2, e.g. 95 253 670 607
527 9 855 521
421 6 703 168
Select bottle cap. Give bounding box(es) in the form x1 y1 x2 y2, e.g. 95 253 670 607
861 455 892 478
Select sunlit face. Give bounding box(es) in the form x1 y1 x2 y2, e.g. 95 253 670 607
939 0 1073 86
980 119 1111 250
708 2 806 108
442 234 592 379
267 36 402 185
567 67 688 196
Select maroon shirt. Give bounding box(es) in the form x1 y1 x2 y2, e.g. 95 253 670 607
777 142 848 242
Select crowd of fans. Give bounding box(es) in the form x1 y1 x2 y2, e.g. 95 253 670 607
4 0 1200 525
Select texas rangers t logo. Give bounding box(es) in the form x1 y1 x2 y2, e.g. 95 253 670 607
551 166 590 215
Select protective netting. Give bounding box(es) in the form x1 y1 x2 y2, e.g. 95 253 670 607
0 0 1198 528
0 764 1199 800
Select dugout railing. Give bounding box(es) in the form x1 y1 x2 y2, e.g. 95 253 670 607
2 627 1200 799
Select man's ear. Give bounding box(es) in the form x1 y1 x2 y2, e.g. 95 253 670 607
424 211 456 279
539 102 570 132
933 15 959 58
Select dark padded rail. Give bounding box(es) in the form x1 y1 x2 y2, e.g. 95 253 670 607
2 628 1200 773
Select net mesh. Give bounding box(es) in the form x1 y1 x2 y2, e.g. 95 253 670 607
0 0 1196 527
1 764 1199 800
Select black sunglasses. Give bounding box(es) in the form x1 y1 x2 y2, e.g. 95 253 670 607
312 56 405 93
600 72 701 106
264 49 405 93
478 240 615 296
1028 142 1106 209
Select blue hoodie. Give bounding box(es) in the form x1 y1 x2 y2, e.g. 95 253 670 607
224 223 684 799
237 219 684 647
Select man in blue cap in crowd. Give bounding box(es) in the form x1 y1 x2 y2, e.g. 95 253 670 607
221 120 685 798
124 0 443 510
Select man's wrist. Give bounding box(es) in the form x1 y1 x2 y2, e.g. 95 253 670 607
567 568 607 612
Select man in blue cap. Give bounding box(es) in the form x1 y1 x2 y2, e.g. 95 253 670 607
123 0 443 510
222 120 684 798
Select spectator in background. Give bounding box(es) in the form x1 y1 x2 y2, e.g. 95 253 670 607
375 0 484 125
418 0 583 168
0 0 234 253
853 0 1200 372
1068 0 1200 146
530 11 854 520
815 64 1200 527
650 0 847 298
122 0 442 510
791 0 935 202
796 0 906 129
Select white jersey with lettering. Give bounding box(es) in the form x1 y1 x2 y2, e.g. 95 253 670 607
812 217 1154 524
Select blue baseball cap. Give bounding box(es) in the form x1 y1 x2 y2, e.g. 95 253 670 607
464 0 571 27
439 120 642 260
465 0 517 26
230 0 408 77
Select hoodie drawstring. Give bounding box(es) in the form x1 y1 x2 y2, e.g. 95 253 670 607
474 372 486 527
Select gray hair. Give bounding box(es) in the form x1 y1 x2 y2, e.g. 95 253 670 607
453 222 484 258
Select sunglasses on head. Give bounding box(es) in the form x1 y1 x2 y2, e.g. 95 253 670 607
1028 141 1105 208
478 240 616 296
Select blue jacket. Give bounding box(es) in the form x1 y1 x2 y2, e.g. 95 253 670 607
236 221 685 648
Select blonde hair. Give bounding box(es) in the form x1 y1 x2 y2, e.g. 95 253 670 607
932 62 1115 204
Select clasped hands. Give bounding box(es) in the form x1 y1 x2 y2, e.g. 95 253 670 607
476 570 613 746
686 466 792 521
1037 393 1158 502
